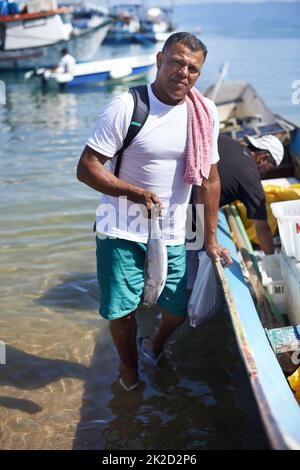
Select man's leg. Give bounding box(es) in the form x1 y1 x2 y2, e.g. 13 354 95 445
142 244 188 357
110 311 139 387
143 309 185 357
96 237 145 388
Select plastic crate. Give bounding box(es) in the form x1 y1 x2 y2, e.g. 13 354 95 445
270 199 300 261
280 252 300 325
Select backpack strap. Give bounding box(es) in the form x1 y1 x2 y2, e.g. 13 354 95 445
114 84 149 177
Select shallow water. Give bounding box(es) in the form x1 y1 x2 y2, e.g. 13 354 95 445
0 303 268 450
1 1 299 449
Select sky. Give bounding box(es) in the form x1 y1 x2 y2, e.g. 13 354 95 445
103 0 299 4
175 0 299 3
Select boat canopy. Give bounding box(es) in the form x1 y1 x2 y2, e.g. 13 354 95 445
205 81 296 142
205 81 276 126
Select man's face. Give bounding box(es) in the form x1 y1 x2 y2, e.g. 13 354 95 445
255 150 277 177
155 42 205 105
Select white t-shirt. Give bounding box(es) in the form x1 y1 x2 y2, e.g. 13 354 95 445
87 85 220 245
59 54 76 74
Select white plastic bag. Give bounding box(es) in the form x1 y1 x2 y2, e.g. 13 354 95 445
188 251 220 328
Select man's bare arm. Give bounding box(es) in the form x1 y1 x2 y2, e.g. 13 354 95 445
254 219 275 254
200 164 220 247
195 164 232 266
77 145 162 212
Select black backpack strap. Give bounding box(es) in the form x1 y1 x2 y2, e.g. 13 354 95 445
114 84 149 177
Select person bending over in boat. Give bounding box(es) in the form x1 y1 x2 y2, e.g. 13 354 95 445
217 134 284 254
77 32 232 392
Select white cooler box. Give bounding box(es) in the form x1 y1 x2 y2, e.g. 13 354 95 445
270 199 300 261
260 254 287 314
279 252 300 325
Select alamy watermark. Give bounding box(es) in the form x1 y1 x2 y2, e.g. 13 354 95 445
95 198 205 250
291 80 300 105
0 80 6 105
0 341 6 365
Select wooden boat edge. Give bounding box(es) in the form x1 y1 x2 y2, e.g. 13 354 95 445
217 209 300 450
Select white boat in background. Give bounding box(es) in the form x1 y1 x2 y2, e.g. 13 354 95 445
0 0 111 70
58 1 109 34
103 3 141 44
139 6 176 42
25 53 156 89
104 2 176 44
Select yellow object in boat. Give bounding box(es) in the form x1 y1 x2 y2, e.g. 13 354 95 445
288 366 300 405
235 184 300 245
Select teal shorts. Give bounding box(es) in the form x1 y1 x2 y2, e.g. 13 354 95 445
96 236 188 320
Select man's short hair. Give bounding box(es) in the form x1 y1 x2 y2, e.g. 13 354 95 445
61 47 68 56
162 32 208 60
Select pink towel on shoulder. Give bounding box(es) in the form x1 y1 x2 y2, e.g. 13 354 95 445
183 87 213 186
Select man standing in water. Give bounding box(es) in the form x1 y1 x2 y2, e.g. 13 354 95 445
77 32 232 391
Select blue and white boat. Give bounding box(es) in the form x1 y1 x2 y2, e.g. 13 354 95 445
104 3 175 45
26 52 156 88
216 207 300 450
139 6 176 43
206 79 300 449
59 1 110 33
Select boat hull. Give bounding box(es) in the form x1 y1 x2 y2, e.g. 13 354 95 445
64 64 154 88
0 21 111 70
30 53 156 89
103 29 174 45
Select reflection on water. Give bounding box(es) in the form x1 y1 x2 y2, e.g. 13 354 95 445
0 37 272 450
72 308 268 450
1 303 250 450
36 274 99 311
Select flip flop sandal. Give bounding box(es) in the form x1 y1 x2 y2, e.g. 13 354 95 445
119 377 140 392
138 336 163 366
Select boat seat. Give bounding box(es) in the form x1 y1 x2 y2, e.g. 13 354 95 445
258 123 286 135
221 127 257 140
223 123 288 142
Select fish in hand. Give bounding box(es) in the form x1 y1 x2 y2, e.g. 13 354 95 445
143 209 168 307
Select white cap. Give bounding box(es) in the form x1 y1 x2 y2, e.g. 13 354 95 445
244 135 284 166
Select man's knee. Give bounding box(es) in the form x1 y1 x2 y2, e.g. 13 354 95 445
173 315 186 327
110 312 136 325
161 309 186 326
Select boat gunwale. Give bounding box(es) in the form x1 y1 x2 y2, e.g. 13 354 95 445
0 8 71 23
217 210 300 450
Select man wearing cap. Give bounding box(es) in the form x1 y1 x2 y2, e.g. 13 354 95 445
217 134 284 254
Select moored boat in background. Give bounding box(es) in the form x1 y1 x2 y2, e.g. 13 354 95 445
205 79 300 178
0 0 112 70
104 2 176 45
103 3 141 44
59 1 110 33
138 5 176 43
25 52 156 88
